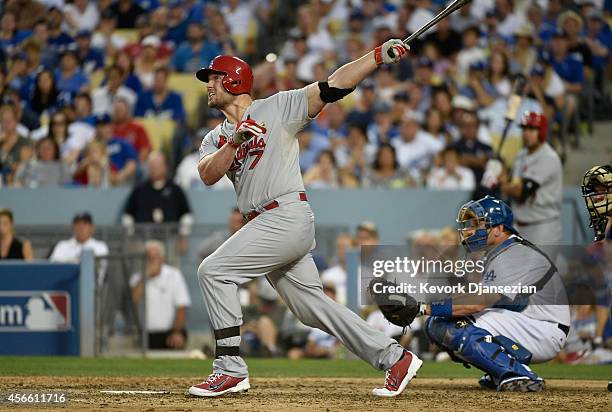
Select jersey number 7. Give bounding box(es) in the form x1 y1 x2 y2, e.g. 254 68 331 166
248 150 264 170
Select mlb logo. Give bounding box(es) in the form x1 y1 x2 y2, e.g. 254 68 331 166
0 291 71 332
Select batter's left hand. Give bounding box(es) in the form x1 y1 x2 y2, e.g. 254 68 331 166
375 39 409 66
231 118 267 147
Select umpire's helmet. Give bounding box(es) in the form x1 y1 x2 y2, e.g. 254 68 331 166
520 111 548 141
196 55 253 95
456 196 518 252
581 165 612 241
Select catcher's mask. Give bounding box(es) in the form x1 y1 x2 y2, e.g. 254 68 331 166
457 196 517 252
581 165 612 241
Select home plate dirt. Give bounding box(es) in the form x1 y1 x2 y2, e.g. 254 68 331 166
0 376 609 411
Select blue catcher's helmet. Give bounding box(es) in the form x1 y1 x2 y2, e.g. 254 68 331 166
456 196 518 252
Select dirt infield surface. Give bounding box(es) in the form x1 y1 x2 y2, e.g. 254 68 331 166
0 376 610 411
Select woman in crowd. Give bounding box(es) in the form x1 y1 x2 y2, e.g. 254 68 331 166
363 143 413 189
29 69 59 116
0 208 34 260
303 150 343 189
14 137 70 188
487 50 512 98
73 140 110 187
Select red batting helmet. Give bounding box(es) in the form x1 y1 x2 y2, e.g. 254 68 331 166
196 55 253 95
519 111 548 141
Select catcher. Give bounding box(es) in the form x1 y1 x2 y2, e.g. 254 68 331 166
371 196 569 392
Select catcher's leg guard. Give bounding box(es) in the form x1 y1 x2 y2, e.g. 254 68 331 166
425 317 541 384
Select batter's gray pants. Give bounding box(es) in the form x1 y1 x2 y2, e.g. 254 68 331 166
197 196 404 377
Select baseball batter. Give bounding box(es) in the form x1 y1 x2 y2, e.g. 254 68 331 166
499 112 563 245
189 42 422 398
371 196 569 392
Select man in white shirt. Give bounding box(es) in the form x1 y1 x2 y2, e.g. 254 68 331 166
92 65 137 115
129 240 191 349
391 112 444 182
321 233 354 305
427 147 476 191
49 212 109 284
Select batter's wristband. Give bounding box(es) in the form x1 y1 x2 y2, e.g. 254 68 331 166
374 45 383 66
430 298 452 318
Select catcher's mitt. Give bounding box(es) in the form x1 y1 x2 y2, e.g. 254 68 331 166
368 278 421 327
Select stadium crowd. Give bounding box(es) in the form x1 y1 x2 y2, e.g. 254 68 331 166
0 0 610 191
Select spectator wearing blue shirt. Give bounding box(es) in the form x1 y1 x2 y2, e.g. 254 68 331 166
171 23 222 73
94 113 138 186
585 9 611 90
134 67 186 123
298 127 330 173
46 8 74 50
459 60 498 108
165 1 190 46
75 30 105 75
0 12 30 55
55 50 89 98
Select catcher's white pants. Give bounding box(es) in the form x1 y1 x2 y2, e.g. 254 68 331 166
473 308 567 363
197 196 404 377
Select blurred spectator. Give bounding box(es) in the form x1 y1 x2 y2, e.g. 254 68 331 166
166 1 190 47
424 107 451 145
110 0 146 29
112 98 151 162
367 101 399 145
512 25 538 72
487 50 512 98
222 0 254 52
133 35 163 90
391 112 443 183
49 212 109 281
93 113 138 186
297 127 329 172
46 7 74 50
336 124 375 185
4 1 47 31
456 25 486 82
559 10 593 71
92 65 137 115
29 69 59 117
171 22 221 73
91 10 128 53
14 137 70 188
73 140 111 187
197 207 245 260
549 28 584 119
346 80 377 129
525 63 565 125
493 0 526 38
30 19 58 69
0 208 34 261
452 110 493 183
321 233 354 306
421 16 462 59
74 30 105 75
460 60 497 108
585 9 611 94
114 49 144 94
363 143 413 189
55 50 89 97
0 103 32 184
303 150 345 189
134 67 186 123
123 151 193 254
130 240 191 349
0 11 29 55
64 0 100 32
426 146 476 191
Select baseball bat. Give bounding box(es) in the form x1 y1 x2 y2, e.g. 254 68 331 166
497 74 527 157
402 0 472 46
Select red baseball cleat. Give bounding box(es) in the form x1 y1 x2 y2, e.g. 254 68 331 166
372 350 423 397
189 373 250 397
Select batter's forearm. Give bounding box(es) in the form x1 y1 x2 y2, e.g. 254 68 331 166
328 51 378 90
199 144 237 185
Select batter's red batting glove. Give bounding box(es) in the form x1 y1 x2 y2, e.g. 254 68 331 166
230 118 267 148
375 39 409 66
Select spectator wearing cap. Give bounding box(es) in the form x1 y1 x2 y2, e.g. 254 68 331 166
112 98 151 162
512 25 538 73
46 7 74 50
75 30 105 75
130 240 191 350
0 208 34 260
426 146 476 191
549 28 584 122
585 9 611 91
524 63 565 125
92 65 137 115
49 212 109 269
14 137 71 188
392 111 443 182
366 101 399 146
363 143 413 189
559 10 594 70
55 50 89 97
460 60 498 108
64 0 100 32
452 110 493 184
94 113 138 185
123 151 193 254
133 35 162 90
447 95 490 144
171 22 222 73
134 67 186 123
110 0 146 29
456 25 486 83
0 104 32 185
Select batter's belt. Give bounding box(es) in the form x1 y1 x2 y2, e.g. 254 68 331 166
244 191 308 222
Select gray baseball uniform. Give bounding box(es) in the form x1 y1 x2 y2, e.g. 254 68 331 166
198 88 404 377
511 142 563 245
473 236 569 362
